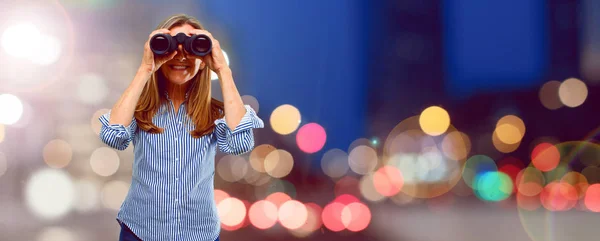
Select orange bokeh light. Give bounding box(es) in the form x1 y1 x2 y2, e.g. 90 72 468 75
531 143 560 172
249 200 278 230
321 202 346 232
373 165 404 197
341 202 371 232
584 184 600 212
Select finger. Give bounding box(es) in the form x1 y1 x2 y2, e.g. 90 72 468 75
149 29 171 38
191 29 213 38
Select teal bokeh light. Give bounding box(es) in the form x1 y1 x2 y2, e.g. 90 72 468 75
473 171 513 202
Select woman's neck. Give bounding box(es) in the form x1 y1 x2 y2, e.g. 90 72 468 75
165 81 191 102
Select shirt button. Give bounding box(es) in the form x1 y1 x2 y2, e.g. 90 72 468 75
175 158 179 161
175 199 178 202
174 137 178 141
179 121 182 124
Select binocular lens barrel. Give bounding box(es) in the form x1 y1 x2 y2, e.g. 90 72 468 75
149 33 212 56
150 35 170 54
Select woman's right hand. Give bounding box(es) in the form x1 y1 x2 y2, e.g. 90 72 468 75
139 29 179 75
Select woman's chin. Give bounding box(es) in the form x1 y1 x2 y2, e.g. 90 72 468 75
166 75 193 85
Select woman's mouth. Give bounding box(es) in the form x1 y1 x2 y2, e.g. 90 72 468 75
170 65 189 70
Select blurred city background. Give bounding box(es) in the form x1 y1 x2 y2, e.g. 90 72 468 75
0 0 599 240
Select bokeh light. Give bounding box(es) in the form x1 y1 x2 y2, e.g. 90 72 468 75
0 124 4 143
90 147 120 177
321 148 350 179
492 130 521 153
348 145 378 175
540 181 577 211
341 202 371 232
214 189 230 205
30 34 62 66
441 131 471 161
73 179 100 213
462 155 497 190
538 80 563 110
560 172 589 199
266 192 292 208
296 123 327 153
584 184 600 212
531 143 560 172
218 197 247 227
359 173 386 202
373 165 404 197
100 180 129 210
42 139 73 169
0 93 24 125
248 200 278 230
270 104 301 135
322 202 346 232
278 200 308 230
473 171 513 202
289 203 322 237
419 106 450 136
36 226 76 241
516 167 545 197
558 77 588 108
495 115 525 145
0 152 7 178
249 144 276 173
348 138 375 153
264 149 294 178
217 155 248 182
1 23 41 59
25 168 75 220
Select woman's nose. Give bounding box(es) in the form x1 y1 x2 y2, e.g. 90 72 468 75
175 45 187 60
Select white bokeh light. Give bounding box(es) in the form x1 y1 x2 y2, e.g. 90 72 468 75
90 147 120 177
73 179 100 213
211 49 230 80
0 152 7 178
30 34 62 66
0 94 24 125
25 168 75 220
1 23 41 58
36 226 76 241
77 73 109 105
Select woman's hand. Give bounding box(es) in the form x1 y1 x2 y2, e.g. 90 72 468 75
189 29 229 75
139 29 179 75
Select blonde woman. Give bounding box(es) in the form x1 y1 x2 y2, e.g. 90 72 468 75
99 13 263 241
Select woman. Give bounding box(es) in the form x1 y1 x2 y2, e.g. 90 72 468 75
99 13 263 241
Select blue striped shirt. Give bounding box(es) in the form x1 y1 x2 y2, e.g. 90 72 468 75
98 93 263 241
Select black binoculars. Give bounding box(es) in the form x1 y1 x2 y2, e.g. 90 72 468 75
149 32 212 56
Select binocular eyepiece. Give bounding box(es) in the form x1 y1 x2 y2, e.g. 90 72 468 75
149 32 212 56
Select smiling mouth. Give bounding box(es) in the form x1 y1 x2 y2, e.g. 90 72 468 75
170 65 189 70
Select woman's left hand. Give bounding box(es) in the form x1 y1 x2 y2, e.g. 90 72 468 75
189 29 229 74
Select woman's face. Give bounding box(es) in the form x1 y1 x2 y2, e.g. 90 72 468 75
160 24 203 85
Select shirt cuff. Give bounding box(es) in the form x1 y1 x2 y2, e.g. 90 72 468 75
99 111 135 139
214 105 264 135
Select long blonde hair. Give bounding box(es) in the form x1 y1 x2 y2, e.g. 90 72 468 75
135 13 224 138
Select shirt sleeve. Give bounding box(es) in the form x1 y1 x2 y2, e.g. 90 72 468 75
98 110 137 151
214 105 264 155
